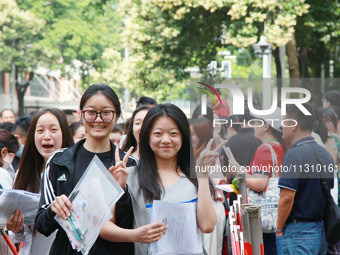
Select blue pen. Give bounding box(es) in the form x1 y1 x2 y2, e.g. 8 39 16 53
67 215 81 240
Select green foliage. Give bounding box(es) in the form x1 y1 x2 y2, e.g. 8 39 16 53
0 0 44 72
295 0 339 77
119 0 311 96
1 0 337 102
1 0 124 91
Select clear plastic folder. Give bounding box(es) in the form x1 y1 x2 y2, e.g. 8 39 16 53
55 155 124 254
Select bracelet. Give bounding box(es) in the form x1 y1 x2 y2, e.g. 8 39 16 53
275 227 283 233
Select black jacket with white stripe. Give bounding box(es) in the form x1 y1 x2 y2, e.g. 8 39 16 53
34 139 137 255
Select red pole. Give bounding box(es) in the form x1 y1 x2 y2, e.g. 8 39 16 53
0 228 18 255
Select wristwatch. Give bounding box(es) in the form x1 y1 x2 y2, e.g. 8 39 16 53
275 227 283 233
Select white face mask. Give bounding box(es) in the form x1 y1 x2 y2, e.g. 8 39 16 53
2 152 16 178
4 152 15 165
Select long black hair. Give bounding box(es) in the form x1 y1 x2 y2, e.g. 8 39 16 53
13 108 74 193
136 103 198 201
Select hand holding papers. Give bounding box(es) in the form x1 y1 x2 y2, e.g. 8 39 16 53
148 199 203 255
54 155 124 255
0 189 40 226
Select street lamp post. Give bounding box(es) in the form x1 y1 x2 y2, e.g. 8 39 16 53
252 36 273 109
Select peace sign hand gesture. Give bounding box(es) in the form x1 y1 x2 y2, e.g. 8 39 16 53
196 138 227 177
109 146 134 189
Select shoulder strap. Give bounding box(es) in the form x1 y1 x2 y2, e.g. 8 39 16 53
301 143 333 201
264 143 279 177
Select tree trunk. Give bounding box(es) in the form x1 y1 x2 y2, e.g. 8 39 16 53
286 34 300 98
308 40 326 107
299 46 310 79
312 67 322 108
15 68 34 116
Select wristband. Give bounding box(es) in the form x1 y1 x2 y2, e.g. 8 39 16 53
275 227 283 233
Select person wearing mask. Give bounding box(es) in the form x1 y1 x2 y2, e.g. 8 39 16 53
11 116 32 170
0 129 19 189
0 130 20 255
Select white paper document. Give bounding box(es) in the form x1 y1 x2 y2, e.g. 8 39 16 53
215 184 234 193
55 155 124 255
149 200 203 255
0 189 40 225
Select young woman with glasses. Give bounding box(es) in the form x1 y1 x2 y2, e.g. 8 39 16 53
35 84 166 255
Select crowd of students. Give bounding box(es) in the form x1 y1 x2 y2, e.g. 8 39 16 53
0 86 339 255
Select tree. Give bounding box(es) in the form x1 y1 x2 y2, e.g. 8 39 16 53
0 0 44 72
25 0 123 87
1 0 126 114
15 70 34 116
120 0 310 98
0 0 44 115
295 0 339 105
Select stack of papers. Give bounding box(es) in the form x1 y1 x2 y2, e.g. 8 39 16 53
0 189 40 226
149 200 203 255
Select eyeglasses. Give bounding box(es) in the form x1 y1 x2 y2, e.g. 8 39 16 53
82 110 116 123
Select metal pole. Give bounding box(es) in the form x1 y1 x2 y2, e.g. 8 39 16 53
238 172 247 204
329 60 334 87
279 46 286 87
242 205 264 255
241 204 252 255
262 52 272 110
261 36 272 110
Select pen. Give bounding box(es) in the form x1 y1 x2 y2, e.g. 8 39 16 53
67 215 82 240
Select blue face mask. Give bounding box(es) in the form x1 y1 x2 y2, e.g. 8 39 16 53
16 144 24 158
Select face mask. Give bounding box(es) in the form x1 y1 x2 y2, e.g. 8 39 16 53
2 152 16 178
4 152 15 165
16 144 24 158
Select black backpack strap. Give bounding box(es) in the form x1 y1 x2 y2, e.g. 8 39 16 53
301 143 333 201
